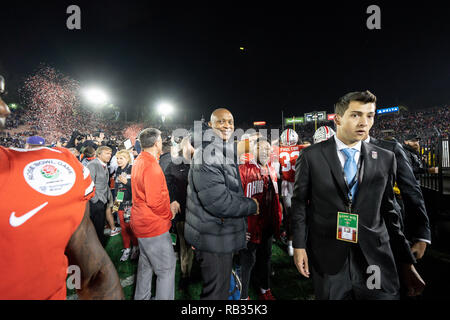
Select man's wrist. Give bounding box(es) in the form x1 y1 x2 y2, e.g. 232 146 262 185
413 238 431 245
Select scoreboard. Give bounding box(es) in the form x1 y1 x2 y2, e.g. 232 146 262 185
305 111 326 122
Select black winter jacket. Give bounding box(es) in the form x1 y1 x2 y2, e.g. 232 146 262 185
165 158 190 222
184 131 257 253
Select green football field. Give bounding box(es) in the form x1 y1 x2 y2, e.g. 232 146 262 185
67 232 314 300
67 232 450 300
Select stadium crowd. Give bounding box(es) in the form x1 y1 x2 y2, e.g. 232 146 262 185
1 105 448 149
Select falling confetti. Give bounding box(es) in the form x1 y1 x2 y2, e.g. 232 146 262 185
122 123 144 145
19 64 95 143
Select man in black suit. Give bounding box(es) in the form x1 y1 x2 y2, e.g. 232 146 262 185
364 134 431 260
291 91 425 300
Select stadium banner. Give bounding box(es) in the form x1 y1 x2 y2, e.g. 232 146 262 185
327 113 336 120
377 106 399 115
285 117 304 125
253 121 266 126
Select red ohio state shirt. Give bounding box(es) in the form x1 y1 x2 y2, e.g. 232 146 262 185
239 159 282 244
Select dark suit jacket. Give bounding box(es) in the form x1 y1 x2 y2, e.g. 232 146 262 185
291 137 416 283
159 152 172 174
369 137 431 242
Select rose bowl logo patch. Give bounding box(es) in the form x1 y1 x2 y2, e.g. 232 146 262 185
24 159 76 196
41 164 60 179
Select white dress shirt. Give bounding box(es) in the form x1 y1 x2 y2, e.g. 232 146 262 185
98 158 108 168
334 135 362 169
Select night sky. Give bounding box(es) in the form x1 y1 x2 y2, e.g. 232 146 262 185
1 1 449 125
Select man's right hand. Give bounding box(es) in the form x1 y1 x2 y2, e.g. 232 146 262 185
294 248 310 278
170 201 181 219
253 198 260 215
411 241 427 260
401 264 426 296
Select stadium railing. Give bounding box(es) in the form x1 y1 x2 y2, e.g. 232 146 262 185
420 136 450 196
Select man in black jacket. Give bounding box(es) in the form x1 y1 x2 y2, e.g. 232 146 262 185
403 134 438 181
364 134 431 260
184 108 259 300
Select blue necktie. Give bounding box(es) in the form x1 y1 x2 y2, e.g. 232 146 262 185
341 148 358 202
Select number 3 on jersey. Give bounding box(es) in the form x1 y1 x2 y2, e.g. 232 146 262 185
280 151 300 172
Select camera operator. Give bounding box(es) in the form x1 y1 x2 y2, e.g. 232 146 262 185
66 131 85 150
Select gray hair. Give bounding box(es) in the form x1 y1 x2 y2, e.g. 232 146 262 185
139 128 161 148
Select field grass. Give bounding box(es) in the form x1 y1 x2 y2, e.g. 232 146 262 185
67 233 314 300
67 232 450 300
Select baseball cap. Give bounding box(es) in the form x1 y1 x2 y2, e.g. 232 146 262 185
26 135 46 146
405 134 420 141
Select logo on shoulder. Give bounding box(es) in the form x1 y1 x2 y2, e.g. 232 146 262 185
41 164 60 179
24 159 76 196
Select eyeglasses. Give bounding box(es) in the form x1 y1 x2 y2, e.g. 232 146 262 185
0 75 5 95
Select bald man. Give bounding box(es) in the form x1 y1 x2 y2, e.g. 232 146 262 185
184 108 259 300
209 108 235 141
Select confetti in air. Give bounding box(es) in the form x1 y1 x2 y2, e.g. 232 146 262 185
19 65 95 143
123 123 144 145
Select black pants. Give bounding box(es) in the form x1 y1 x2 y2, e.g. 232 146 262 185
239 233 273 299
311 245 400 300
89 200 107 247
195 251 233 300
282 200 293 238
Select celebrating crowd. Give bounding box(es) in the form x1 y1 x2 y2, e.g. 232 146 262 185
1 103 449 150
0 75 442 301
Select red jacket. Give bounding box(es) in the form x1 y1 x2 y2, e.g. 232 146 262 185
239 159 282 244
130 151 172 238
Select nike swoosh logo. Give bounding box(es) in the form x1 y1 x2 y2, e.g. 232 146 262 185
10 202 49 227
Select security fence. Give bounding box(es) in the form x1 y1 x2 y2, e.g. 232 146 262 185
420 136 450 196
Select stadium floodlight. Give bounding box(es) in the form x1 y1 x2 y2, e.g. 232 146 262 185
157 102 174 116
83 88 108 106
157 101 174 122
